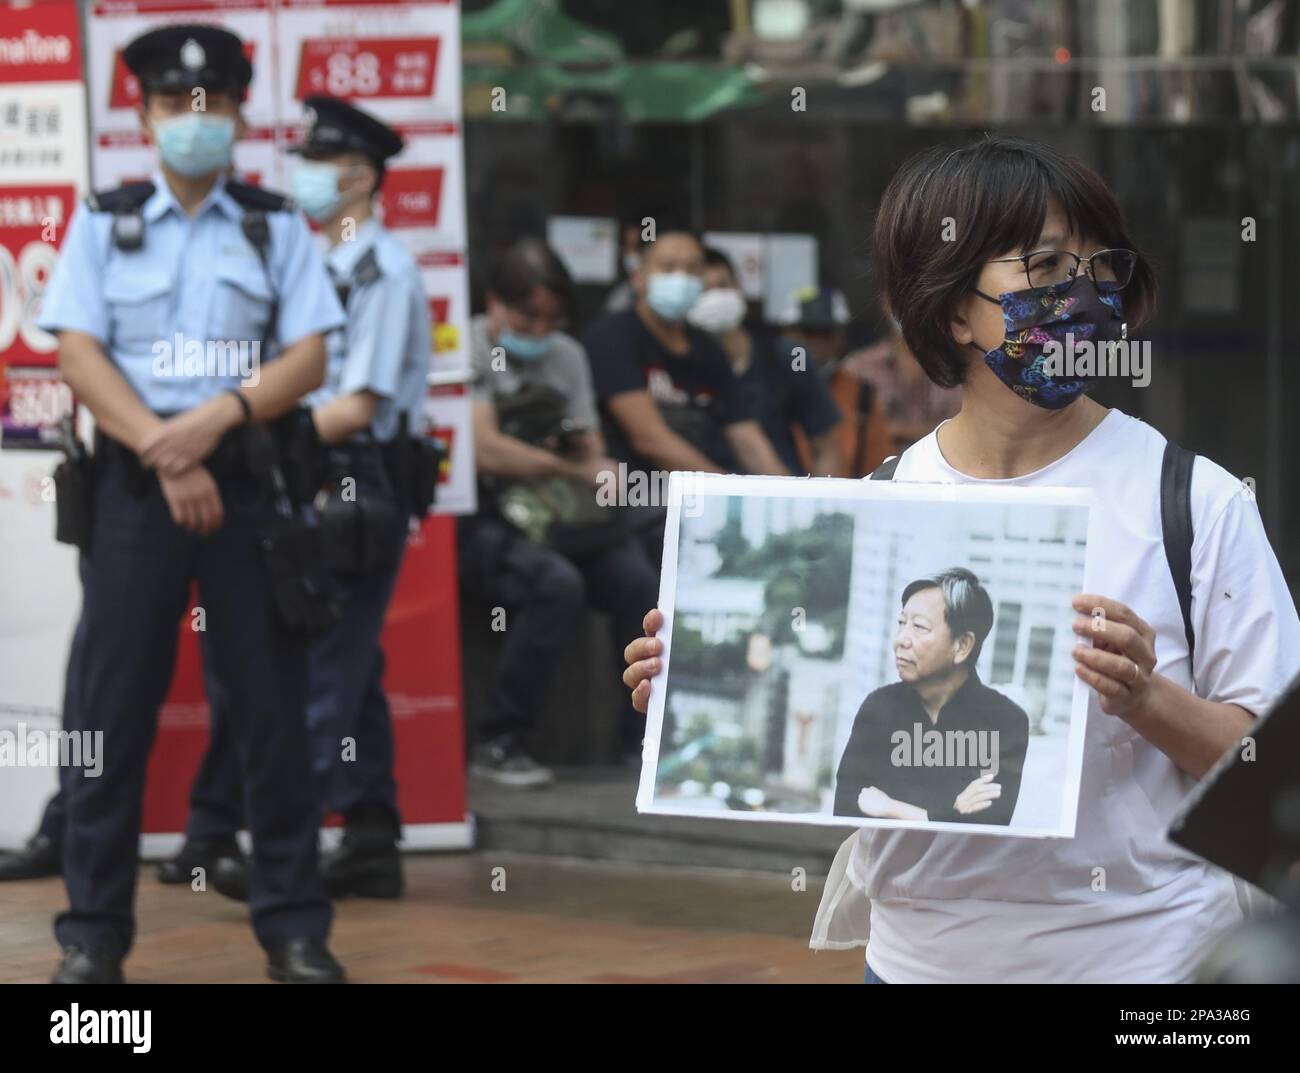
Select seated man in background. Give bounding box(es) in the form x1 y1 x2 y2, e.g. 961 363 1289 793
777 287 894 477
690 247 843 476
582 227 789 481
462 239 659 785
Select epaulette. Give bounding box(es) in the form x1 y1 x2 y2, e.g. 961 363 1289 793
225 179 293 213
86 181 154 213
353 246 383 287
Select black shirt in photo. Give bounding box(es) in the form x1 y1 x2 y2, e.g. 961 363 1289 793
833 670 1030 825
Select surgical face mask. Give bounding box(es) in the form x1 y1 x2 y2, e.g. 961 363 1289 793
152 113 236 178
687 287 747 334
623 251 641 277
645 271 703 322
498 329 554 363
970 279 1126 410
292 160 347 223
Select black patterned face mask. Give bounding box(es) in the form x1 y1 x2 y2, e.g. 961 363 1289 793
969 280 1127 410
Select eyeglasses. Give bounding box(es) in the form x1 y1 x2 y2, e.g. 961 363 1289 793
987 248 1136 295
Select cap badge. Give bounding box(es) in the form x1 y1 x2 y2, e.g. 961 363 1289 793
180 38 206 71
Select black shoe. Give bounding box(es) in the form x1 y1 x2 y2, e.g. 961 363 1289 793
51 946 124 985
266 938 345 984
322 827 404 900
469 738 555 788
157 835 242 885
0 834 62 881
210 855 251 903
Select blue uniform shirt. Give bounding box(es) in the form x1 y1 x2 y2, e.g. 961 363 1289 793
36 170 344 413
307 218 431 443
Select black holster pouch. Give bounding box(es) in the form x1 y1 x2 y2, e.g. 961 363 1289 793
401 425 444 520
260 513 342 633
271 406 327 504
52 417 95 553
244 422 341 633
314 440 405 575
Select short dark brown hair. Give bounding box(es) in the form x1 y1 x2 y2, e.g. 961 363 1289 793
872 135 1157 388
487 238 574 311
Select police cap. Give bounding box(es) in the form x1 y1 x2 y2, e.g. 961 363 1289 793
123 24 253 98
293 95 404 166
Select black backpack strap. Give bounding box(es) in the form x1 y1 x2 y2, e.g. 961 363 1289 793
85 181 154 214
223 182 287 348
1160 440 1197 677
224 179 292 214
226 179 290 279
869 455 899 480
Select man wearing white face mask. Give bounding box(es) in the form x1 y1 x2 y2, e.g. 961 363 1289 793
583 228 789 478
692 247 843 476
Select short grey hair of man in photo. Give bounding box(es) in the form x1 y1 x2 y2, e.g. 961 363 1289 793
901 567 995 666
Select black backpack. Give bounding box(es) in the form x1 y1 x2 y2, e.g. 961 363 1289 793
870 440 1198 677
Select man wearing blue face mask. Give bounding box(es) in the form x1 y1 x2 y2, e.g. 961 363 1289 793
33 23 345 983
458 239 660 784
583 228 789 479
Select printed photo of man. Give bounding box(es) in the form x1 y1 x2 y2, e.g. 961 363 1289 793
833 568 1029 825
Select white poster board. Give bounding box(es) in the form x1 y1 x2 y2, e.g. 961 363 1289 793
638 473 1093 839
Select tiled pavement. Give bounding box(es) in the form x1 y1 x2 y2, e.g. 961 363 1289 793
0 851 863 984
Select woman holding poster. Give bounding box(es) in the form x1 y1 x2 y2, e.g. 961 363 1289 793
623 135 1300 984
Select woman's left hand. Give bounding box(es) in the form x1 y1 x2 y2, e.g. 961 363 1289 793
1070 593 1158 718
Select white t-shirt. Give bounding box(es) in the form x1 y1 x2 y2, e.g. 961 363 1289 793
809 409 1300 983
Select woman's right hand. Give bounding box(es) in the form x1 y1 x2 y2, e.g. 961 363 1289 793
622 608 664 714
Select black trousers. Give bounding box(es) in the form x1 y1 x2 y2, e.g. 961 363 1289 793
185 531 407 840
55 462 331 959
457 515 659 748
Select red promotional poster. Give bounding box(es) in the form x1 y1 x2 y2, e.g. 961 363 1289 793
142 517 468 844
0 2 82 83
0 184 76 441
377 165 444 228
294 36 441 101
0 0 85 443
0 184 72 368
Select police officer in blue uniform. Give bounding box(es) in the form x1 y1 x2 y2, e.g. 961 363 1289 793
161 96 434 901
35 24 347 984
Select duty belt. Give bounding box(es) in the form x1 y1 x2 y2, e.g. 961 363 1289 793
95 422 254 496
